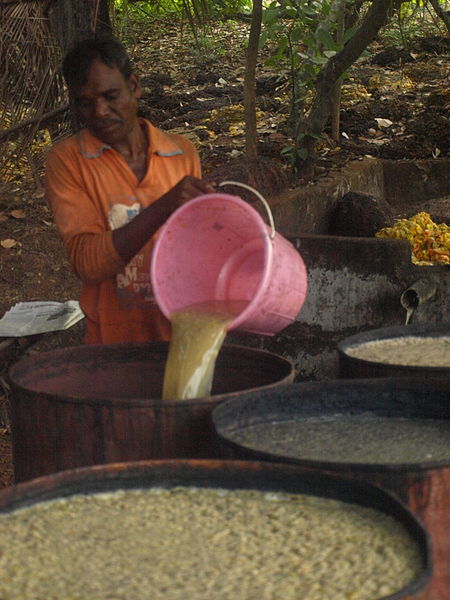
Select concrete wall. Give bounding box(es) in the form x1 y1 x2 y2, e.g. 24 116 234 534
265 157 450 236
267 159 385 235
382 159 450 206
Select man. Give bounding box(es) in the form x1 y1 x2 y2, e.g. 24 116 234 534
45 37 214 344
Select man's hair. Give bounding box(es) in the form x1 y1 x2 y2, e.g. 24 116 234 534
62 37 133 91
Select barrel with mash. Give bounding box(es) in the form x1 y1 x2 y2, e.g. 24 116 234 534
0 459 431 599
338 323 450 381
8 342 294 483
212 378 450 600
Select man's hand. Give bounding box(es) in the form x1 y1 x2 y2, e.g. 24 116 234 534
112 176 216 264
161 176 216 209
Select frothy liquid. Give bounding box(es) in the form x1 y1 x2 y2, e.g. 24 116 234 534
162 301 247 400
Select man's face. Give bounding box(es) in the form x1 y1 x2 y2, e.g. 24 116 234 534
71 58 142 146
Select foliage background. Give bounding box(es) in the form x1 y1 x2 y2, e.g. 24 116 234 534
0 0 448 188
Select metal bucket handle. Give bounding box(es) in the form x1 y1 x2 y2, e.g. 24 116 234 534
218 180 276 240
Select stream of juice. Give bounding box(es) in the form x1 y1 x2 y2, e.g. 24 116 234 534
162 300 247 400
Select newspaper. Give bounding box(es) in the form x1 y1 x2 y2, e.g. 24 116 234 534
0 301 85 337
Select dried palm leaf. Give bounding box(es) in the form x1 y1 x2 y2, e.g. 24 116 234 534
0 1 70 184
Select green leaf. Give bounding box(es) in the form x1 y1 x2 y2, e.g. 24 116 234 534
342 25 359 45
303 6 318 17
279 37 288 53
290 27 303 44
262 7 280 25
305 63 319 76
265 56 279 67
317 28 337 50
310 55 328 65
258 31 269 50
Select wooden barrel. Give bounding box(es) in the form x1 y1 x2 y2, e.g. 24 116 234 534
8 342 294 483
212 378 450 600
338 323 450 381
0 459 431 599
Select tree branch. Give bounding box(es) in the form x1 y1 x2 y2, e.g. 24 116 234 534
244 0 263 157
295 0 397 174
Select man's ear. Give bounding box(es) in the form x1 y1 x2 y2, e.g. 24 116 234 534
129 74 142 99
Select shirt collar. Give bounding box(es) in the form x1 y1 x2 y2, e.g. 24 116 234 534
77 129 111 159
145 120 184 157
77 119 184 159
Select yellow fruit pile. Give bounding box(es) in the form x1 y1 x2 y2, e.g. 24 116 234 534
376 212 450 265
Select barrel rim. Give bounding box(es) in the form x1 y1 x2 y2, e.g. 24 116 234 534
337 322 450 374
8 342 295 407
0 459 432 600
212 377 450 472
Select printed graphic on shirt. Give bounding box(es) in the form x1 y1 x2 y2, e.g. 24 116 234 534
109 202 156 309
109 202 141 229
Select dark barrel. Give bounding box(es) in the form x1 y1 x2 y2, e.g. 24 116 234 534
338 323 450 381
0 459 431 600
212 378 450 600
8 342 294 483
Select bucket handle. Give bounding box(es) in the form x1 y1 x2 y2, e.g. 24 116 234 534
218 180 276 240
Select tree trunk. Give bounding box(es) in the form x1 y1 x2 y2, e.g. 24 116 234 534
330 0 346 141
429 0 450 36
244 0 262 158
295 0 398 177
47 0 112 57
344 0 366 30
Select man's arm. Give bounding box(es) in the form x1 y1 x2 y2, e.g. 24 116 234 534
111 175 214 264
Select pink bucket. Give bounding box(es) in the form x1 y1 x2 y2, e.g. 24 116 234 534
150 183 307 335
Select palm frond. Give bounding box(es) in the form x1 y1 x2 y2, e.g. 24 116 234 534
0 1 70 184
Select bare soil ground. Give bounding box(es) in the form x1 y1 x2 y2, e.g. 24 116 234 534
0 23 449 488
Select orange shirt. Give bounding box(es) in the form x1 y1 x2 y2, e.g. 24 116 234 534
45 119 201 344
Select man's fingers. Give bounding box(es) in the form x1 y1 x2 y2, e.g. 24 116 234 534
178 176 216 199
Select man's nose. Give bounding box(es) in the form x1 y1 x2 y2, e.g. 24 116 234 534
93 97 110 118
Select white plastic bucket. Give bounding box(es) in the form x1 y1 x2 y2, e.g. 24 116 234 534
150 182 307 335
